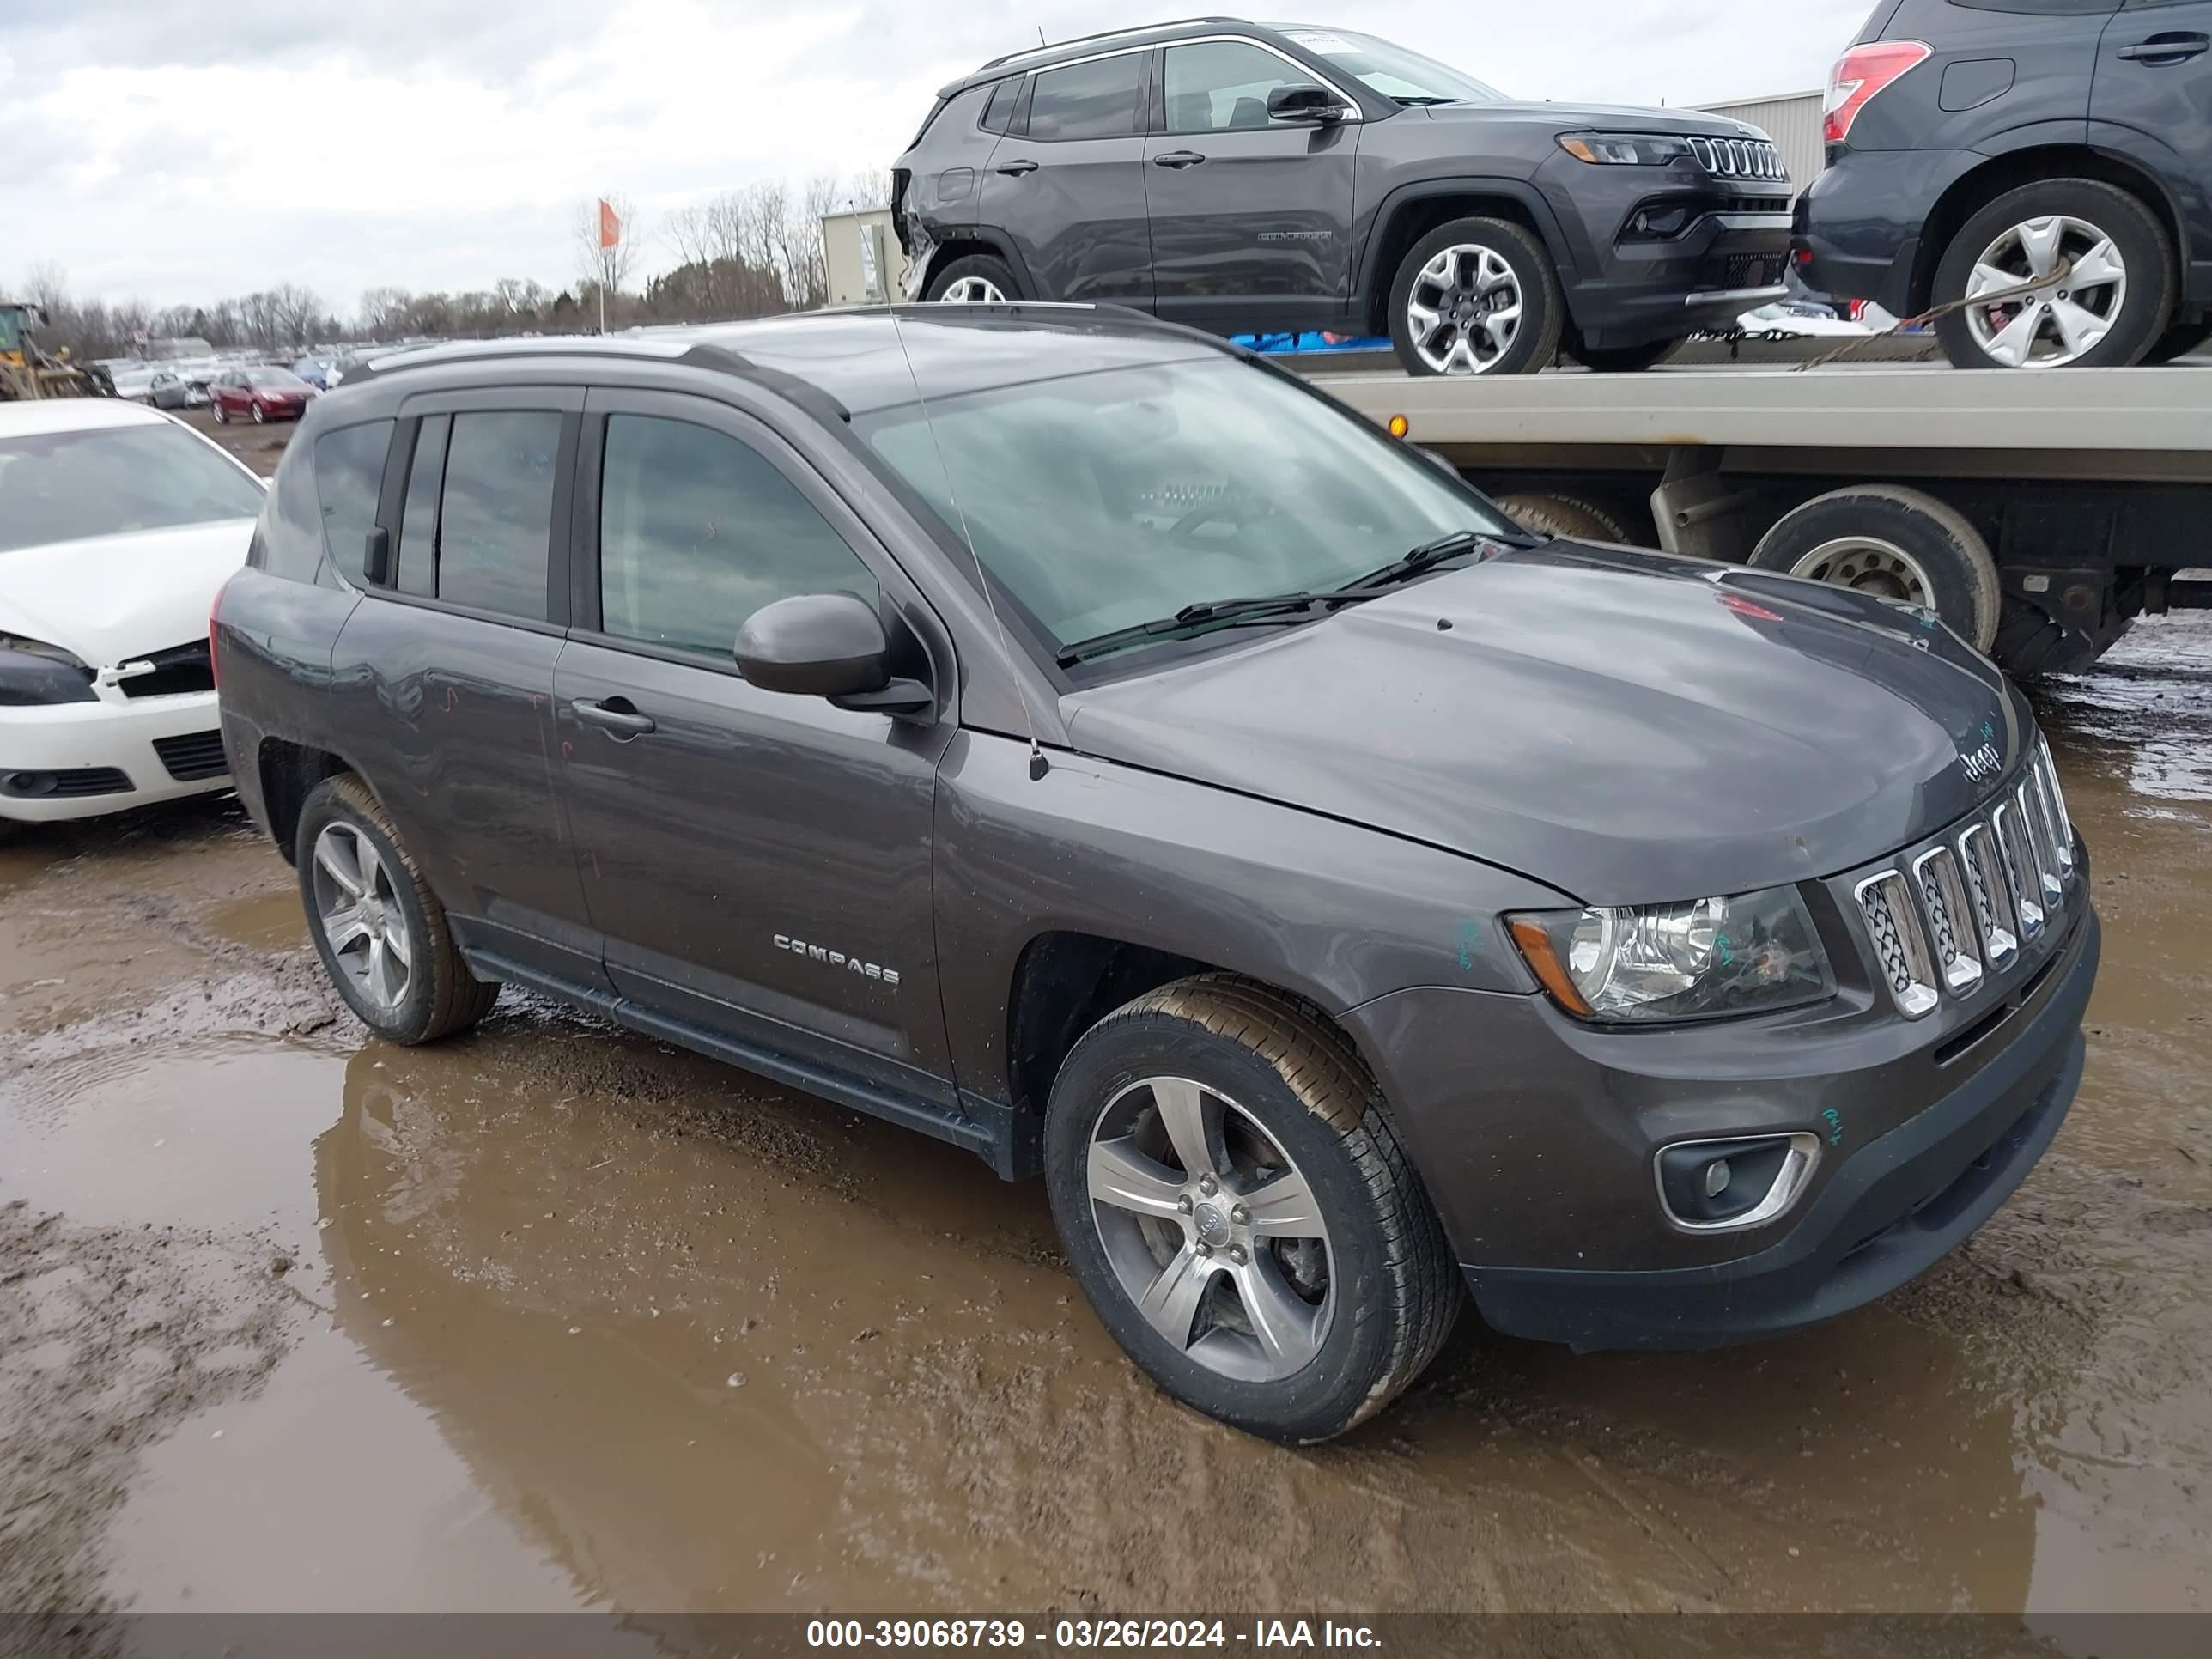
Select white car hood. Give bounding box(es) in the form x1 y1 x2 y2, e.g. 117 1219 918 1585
0 519 254 668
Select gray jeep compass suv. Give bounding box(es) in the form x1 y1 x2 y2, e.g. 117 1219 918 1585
894 18 1796 374
215 308 2097 1442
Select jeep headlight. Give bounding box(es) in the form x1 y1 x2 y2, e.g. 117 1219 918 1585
1557 131 1694 167
0 635 97 707
1509 887 1832 1023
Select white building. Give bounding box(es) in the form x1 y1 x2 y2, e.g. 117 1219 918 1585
821 207 905 307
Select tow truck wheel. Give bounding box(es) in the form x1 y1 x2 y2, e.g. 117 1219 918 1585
1496 492 1628 544
1749 484 2002 653
1044 975 1460 1444
1389 217 1563 378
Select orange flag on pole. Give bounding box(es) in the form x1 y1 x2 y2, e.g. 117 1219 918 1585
598 199 622 250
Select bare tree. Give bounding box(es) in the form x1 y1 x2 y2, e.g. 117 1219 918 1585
788 174 842 310
846 168 894 211
262 283 326 345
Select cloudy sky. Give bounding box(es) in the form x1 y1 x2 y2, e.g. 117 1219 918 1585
3 0 1870 314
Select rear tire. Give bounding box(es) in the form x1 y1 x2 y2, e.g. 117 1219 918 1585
1570 337 1680 373
1389 217 1563 377
1044 975 1460 1444
296 775 498 1046
926 253 1020 304
1990 599 2135 678
1749 484 2002 652
1931 179 2174 370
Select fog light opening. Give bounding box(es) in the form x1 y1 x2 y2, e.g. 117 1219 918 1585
1656 1133 1821 1233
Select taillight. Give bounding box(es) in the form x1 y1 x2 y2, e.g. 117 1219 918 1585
1825 40 1931 145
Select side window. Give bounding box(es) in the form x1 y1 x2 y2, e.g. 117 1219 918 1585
394 415 448 597
1026 52 1145 141
311 419 392 574
981 77 1020 133
1162 41 1322 132
434 410 562 619
597 414 878 659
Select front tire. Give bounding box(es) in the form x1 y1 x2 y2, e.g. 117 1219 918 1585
1570 337 1680 373
251 402 266 424
1389 216 1563 377
1749 484 2002 652
1044 975 1460 1443
296 775 498 1046
1931 179 2174 369
926 253 1020 304
211 400 228 423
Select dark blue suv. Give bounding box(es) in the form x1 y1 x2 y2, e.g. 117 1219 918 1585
1799 0 2212 368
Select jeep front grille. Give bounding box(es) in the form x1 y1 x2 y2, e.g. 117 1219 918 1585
1689 136 1787 182
1853 763 2078 1018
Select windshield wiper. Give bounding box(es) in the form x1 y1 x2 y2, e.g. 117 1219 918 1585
1348 527 1528 592
1055 589 1381 668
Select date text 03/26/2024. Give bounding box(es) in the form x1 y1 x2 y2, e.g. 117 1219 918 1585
804 1620 1383 1650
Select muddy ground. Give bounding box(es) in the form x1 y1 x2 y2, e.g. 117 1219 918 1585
2 414 2208 1621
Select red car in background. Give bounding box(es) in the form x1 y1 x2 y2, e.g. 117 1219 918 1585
210 366 316 424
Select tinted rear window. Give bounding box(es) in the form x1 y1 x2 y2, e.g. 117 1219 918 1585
312 420 392 572
0 424 264 553
433 410 562 619
1026 52 1145 140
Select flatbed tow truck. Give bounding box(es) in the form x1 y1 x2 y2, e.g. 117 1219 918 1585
1303 362 2212 676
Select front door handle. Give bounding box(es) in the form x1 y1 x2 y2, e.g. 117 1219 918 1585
994 158 1039 175
2117 32 2209 62
1152 149 1207 169
571 696 656 738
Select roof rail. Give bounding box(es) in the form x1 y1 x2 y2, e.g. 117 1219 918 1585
976 16 1250 70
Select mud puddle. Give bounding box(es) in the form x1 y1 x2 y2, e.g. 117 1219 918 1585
3 622 2209 1620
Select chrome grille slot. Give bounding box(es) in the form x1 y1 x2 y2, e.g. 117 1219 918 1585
1991 802 2045 939
1856 871 1940 1019
1688 136 1786 180
1957 823 2021 969
2014 778 2064 918
1911 848 1984 996
2035 740 2075 877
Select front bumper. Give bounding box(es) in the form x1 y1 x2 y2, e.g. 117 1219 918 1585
1537 155 1793 348
1 691 231 823
1347 889 2098 1353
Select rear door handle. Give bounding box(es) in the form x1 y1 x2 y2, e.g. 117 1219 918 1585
994 158 1039 175
571 697 656 738
1152 150 1207 169
2117 32 2209 62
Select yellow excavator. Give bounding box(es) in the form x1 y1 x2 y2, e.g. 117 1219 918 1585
0 301 112 400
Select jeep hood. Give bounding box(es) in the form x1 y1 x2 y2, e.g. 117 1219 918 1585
1060 546 2028 907
1419 100 1767 139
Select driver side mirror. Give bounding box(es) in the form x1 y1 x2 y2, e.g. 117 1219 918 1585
734 592 934 719
1268 84 1350 124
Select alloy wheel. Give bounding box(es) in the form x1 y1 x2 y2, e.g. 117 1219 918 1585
938 276 1007 303
1085 1076 1334 1383
1965 216 2127 368
1787 535 1936 607
1405 244 1523 374
310 822 414 1011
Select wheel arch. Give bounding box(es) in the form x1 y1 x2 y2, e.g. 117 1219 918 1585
1355 179 1577 337
919 232 1031 299
255 737 357 865
1907 142 2184 316
1006 930 1378 1120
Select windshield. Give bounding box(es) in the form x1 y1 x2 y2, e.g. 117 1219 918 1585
247 368 308 389
0 425 264 553
858 357 1516 659
1272 27 1505 105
